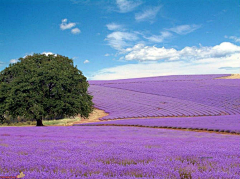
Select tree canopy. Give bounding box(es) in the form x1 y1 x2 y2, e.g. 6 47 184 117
0 54 94 126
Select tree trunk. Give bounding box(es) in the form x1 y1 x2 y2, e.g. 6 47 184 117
36 119 44 126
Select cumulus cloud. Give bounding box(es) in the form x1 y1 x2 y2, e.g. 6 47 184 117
105 31 139 50
10 59 18 64
124 42 240 61
90 52 240 80
84 60 90 64
105 53 110 56
225 35 240 43
125 44 178 61
168 24 201 35
106 23 123 31
135 6 161 22
71 28 81 34
116 0 142 13
60 19 76 30
144 31 172 43
90 42 240 80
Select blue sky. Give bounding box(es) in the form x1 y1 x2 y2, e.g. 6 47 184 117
1 0 240 80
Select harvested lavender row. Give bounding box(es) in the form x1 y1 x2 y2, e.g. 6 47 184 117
76 115 240 134
0 126 239 178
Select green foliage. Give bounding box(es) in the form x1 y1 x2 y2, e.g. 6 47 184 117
0 54 94 124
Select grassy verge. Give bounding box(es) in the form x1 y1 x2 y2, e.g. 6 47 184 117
0 109 106 127
0 117 82 127
42 117 81 126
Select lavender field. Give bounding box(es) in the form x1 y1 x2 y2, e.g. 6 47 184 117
1 74 240 179
0 126 240 179
89 74 240 120
77 115 240 134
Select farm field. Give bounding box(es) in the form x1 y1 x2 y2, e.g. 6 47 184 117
88 74 240 120
77 115 240 134
0 126 240 179
2 0 240 178
1 74 240 179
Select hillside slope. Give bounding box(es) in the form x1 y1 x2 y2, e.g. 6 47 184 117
88 74 240 120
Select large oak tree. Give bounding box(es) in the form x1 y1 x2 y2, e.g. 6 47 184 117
0 54 94 126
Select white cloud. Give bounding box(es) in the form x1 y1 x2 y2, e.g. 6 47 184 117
90 42 240 80
135 6 161 22
90 53 240 80
10 59 18 64
125 43 145 52
71 28 81 34
42 52 57 56
124 42 240 61
84 60 90 64
60 19 76 30
225 35 240 43
105 31 139 50
144 31 172 43
106 23 123 31
105 53 110 56
116 0 142 13
125 44 178 61
168 24 201 35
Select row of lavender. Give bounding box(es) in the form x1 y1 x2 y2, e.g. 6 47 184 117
88 74 240 120
97 80 240 114
90 85 226 120
1 126 239 178
76 115 240 134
